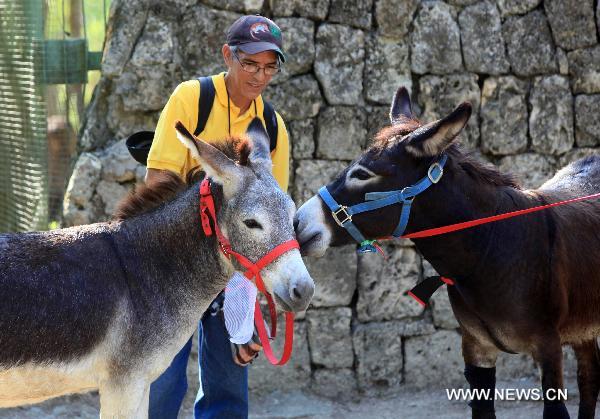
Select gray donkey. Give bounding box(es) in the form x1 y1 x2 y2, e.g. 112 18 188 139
0 118 314 417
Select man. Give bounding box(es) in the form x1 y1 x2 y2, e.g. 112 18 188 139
145 15 289 419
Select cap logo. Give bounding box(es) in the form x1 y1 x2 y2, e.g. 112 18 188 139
250 22 270 40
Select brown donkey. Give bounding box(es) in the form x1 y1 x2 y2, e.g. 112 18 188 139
295 87 600 419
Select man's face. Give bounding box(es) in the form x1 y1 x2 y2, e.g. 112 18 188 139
224 45 279 102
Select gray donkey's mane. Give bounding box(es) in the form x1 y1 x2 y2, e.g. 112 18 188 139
115 135 253 221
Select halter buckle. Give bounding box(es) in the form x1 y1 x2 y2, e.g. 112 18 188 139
428 163 444 184
332 206 352 227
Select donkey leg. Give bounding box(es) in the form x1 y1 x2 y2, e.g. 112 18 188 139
533 337 570 419
462 332 499 419
572 340 600 419
99 378 150 419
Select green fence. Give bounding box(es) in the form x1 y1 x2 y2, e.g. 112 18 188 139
0 0 48 232
0 0 104 233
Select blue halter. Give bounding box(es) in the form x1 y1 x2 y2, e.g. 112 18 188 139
318 154 448 253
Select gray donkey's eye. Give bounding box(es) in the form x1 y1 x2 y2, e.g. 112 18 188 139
243 219 263 229
350 169 372 180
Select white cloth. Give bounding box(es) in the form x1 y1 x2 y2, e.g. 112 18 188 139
223 271 258 344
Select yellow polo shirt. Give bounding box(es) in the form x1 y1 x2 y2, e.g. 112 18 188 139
147 72 289 192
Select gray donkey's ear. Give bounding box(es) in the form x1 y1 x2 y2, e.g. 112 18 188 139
405 102 472 158
390 86 413 124
174 121 242 197
246 118 272 169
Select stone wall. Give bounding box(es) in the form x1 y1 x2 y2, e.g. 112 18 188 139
66 0 600 399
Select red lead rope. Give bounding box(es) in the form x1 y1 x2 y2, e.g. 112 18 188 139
400 192 600 240
199 179 298 365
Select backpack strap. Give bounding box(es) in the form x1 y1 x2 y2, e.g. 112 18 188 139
195 77 216 136
195 76 278 151
263 100 278 152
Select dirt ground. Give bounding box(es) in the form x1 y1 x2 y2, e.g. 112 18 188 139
0 377 596 418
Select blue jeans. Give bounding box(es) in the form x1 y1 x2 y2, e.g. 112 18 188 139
149 310 248 419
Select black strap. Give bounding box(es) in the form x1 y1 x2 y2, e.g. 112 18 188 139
194 76 277 150
408 276 447 306
195 77 216 136
263 100 278 152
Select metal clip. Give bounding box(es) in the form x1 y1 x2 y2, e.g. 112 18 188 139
427 163 443 184
332 206 352 226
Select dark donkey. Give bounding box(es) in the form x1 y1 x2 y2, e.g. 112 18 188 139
295 87 600 419
0 119 314 417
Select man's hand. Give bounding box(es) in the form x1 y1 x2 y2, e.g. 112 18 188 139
231 340 263 366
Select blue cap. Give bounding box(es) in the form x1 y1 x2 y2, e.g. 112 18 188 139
226 15 285 63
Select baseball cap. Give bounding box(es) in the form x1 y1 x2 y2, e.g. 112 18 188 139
226 15 286 63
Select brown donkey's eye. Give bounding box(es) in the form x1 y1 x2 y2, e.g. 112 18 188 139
243 219 263 229
351 169 372 180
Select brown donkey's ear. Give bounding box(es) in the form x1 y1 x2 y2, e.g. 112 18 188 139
174 121 242 196
404 102 472 158
390 86 413 124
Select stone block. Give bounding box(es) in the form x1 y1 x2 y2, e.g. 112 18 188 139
317 106 368 160
200 0 263 13
315 24 365 105
367 105 392 141
271 18 315 84
106 94 160 140
356 245 424 322
418 74 480 150
101 0 150 77
264 75 324 122
100 139 140 183
575 95 600 147
496 0 540 17
96 180 132 217
529 75 574 156
181 5 241 78
353 321 403 395
63 153 103 227
365 35 411 105
306 307 354 368
568 46 600 94
289 118 315 160
544 0 597 51
498 153 557 190
329 0 373 30
480 76 529 155
249 321 311 394
459 1 509 75
375 0 419 39
117 64 181 113
431 291 459 330
503 10 557 77
293 160 348 206
129 13 175 68
404 330 464 390
305 245 357 308
410 1 462 75
270 0 330 20
64 153 102 209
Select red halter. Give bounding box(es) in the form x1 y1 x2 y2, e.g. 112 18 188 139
199 179 298 365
